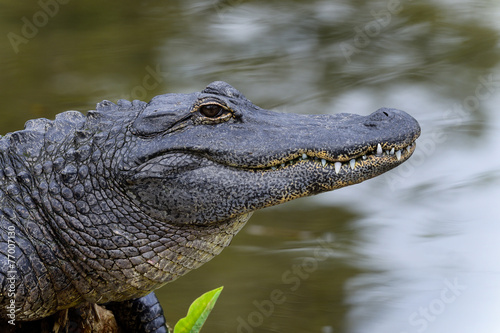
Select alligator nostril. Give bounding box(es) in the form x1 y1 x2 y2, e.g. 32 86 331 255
366 108 394 123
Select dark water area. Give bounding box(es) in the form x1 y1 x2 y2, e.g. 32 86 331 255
1 1 499 332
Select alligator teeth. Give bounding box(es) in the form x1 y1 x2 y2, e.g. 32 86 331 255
266 140 415 173
334 162 342 174
395 150 401 161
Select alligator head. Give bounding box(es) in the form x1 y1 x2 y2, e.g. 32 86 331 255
119 81 420 226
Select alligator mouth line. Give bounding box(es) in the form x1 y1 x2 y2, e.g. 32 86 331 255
260 141 417 174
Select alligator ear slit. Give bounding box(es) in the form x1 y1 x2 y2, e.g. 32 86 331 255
133 110 192 136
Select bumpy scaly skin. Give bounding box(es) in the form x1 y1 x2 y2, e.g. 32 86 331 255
0 105 251 322
0 82 420 329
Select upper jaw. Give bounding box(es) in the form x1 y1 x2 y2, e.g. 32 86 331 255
128 106 420 177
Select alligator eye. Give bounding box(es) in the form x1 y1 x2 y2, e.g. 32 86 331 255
199 104 224 118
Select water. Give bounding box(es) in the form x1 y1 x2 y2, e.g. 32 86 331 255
1 1 499 332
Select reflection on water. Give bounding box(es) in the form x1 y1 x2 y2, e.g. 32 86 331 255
1 0 500 332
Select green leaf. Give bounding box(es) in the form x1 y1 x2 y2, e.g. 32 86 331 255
173 286 224 333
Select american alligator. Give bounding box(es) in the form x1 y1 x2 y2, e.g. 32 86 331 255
0 81 420 332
